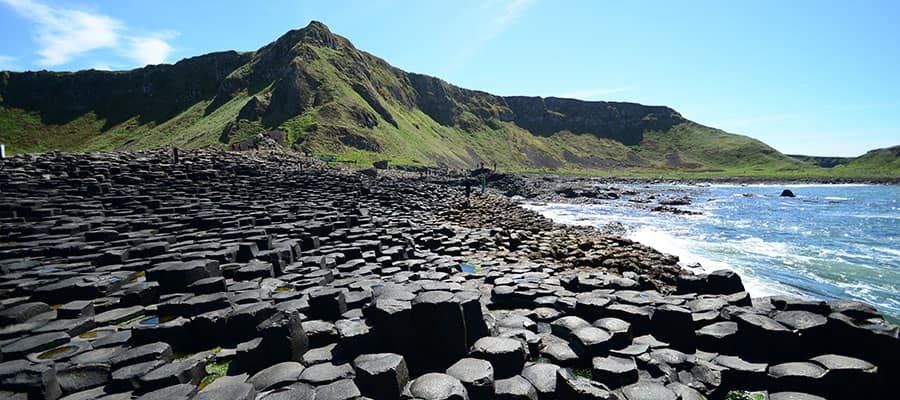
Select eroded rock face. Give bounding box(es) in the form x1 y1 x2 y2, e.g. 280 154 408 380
0 149 895 400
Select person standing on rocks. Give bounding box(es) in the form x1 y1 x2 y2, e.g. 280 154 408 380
465 180 472 208
480 175 486 194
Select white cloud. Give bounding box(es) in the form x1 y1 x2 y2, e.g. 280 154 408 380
559 87 630 100
447 0 535 72
2 0 122 66
127 33 176 66
1 0 177 68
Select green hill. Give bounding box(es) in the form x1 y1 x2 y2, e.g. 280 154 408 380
1 21 896 178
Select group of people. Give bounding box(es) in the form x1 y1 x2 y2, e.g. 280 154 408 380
464 160 496 208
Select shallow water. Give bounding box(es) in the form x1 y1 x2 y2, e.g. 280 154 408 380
524 184 900 322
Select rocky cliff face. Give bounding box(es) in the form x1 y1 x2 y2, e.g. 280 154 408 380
503 97 685 145
0 51 251 129
0 21 684 150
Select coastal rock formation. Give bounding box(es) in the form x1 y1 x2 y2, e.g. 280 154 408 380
0 150 896 399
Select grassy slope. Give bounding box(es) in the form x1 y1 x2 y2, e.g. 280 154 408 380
1 42 896 178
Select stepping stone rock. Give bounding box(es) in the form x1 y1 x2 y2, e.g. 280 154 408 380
298 362 354 385
412 291 467 373
316 378 362 400
520 363 559 400
769 392 827 400
555 368 616 400
195 382 256 400
768 362 827 394
571 327 612 357
446 358 494 400
470 337 528 379
0 359 62 400
618 381 677 400
353 353 409 400
550 316 591 341
403 372 469 400
494 375 538 400
249 361 305 391
2 332 71 360
259 383 316 400
592 355 639 389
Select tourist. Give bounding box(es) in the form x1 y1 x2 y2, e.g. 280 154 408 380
465 180 472 208
480 175 486 194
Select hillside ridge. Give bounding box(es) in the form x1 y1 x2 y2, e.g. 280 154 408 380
1 21 897 177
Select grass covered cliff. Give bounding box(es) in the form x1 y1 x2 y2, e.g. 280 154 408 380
1 21 897 178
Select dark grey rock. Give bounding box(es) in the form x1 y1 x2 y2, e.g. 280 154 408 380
403 373 468 400
315 378 362 400
470 336 528 379
520 363 559 400
249 361 305 391
555 368 616 399
592 356 638 389
494 375 537 400
446 358 494 400
298 362 354 385
618 381 677 400
353 353 409 400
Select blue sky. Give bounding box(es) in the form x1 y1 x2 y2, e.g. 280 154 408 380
1 0 898 156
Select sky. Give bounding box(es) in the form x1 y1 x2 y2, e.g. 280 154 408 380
1 0 898 156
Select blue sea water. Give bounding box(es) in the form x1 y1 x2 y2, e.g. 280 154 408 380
523 184 900 322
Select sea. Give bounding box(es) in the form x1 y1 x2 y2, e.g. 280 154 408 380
522 184 900 323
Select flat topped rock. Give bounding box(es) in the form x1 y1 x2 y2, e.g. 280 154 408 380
550 316 591 340
769 392 828 400
404 372 468 400
446 357 494 386
697 321 738 338
713 355 767 373
520 363 559 399
195 381 256 400
298 362 354 385
249 361 305 391
470 337 527 379
494 375 537 400
774 311 827 331
737 313 791 332
809 354 876 372
619 381 678 400
768 362 827 378
353 353 409 400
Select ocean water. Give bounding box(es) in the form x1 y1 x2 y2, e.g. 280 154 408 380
523 184 900 323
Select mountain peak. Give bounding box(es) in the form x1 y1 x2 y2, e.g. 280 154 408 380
298 20 340 49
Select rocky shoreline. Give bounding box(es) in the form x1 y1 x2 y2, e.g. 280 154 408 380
1 150 896 400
